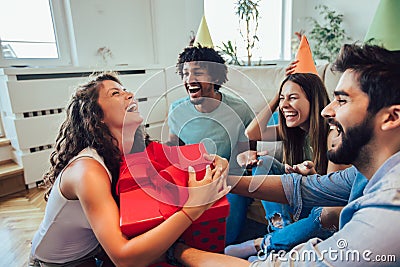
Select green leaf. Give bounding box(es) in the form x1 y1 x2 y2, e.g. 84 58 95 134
306 4 349 62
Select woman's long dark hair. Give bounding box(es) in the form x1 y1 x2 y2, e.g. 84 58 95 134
278 73 330 174
43 72 123 202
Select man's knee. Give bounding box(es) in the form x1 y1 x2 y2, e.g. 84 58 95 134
319 207 342 230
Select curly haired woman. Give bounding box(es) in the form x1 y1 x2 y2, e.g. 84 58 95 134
29 72 230 267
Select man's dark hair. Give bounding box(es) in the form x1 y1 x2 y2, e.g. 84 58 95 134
332 44 400 114
176 45 228 91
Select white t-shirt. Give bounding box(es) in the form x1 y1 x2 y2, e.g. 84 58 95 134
30 147 112 263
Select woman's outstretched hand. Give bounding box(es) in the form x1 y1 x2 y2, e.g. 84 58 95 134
285 160 316 175
236 150 268 168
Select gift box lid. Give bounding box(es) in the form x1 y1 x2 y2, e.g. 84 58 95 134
117 142 211 195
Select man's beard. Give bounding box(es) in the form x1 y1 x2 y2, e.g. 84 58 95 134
189 96 204 105
327 116 374 165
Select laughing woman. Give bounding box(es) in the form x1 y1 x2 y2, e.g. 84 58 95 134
29 72 230 267
226 72 347 260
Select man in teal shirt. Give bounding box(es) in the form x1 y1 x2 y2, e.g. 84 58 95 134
167 45 255 245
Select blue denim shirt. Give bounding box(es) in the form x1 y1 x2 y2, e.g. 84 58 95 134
251 151 400 266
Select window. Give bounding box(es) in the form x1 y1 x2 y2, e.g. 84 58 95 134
0 0 71 67
204 0 292 64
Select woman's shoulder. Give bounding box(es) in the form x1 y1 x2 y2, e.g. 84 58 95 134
78 147 100 158
67 148 112 180
76 148 107 165
58 148 112 200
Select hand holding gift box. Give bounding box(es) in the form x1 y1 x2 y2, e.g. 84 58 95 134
118 142 231 254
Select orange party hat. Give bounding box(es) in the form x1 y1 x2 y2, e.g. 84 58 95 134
293 35 318 75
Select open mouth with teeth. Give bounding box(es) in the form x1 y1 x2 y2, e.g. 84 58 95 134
330 122 343 136
329 122 344 148
188 88 201 94
126 102 137 112
186 82 202 95
282 111 300 125
284 111 298 118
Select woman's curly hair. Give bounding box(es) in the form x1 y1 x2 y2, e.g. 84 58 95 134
42 72 123 202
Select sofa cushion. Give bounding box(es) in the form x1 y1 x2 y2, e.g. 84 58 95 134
321 64 343 98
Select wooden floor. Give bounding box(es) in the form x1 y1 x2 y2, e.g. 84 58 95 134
0 187 47 267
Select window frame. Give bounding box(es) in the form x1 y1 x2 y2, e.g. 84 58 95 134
0 0 72 67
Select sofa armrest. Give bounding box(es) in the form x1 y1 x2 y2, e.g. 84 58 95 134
319 63 343 98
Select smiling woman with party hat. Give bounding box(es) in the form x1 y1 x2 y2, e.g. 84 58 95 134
225 33 353 260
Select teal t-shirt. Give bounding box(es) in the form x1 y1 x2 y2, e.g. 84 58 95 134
168 92 254 165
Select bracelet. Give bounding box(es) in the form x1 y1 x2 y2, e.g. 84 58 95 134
181 209 194 223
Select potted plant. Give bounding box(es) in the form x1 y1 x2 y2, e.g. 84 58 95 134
307 5 350 63
219 40 243 65
219 0 260 66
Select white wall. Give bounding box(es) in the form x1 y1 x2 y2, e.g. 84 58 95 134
67 0 379 68
151 0 203 67
69 0 153 67
68 0 203 68
292 0 380 43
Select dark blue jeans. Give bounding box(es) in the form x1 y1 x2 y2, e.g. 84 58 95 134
252 155 292 231
252 155 334 253
261 207 334 254
225 193 253 245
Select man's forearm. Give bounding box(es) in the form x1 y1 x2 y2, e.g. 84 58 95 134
228 174 288 204
175 243 249 267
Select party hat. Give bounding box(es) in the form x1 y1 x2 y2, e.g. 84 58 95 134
364 0 400 51
193 16 214 48
293 35 318 75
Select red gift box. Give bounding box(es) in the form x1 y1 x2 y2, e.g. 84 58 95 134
120 189 229 251
118 142 230 266
118 142 215 218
